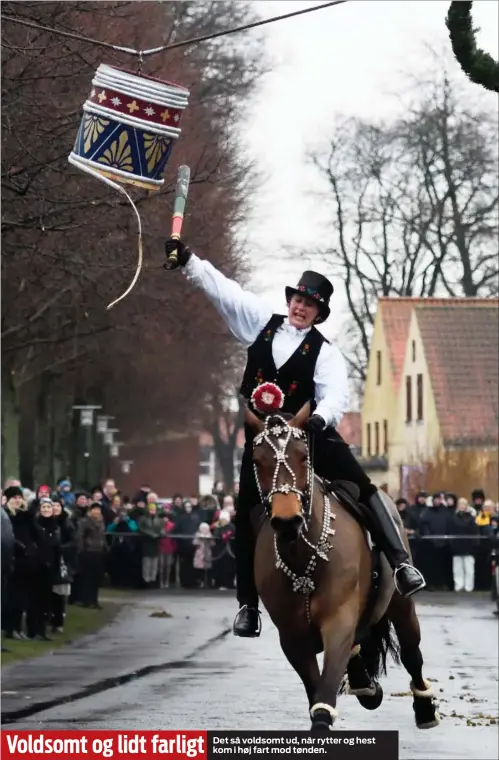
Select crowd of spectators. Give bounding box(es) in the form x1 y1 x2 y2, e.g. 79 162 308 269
395 489 499 593
2 475 498 646
1 476 236 644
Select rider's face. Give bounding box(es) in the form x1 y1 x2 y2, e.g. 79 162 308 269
288 295 319 329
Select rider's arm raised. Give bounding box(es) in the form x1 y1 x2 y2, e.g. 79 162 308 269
183 253 271 346
313 342 350 428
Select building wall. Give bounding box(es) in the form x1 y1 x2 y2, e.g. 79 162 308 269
389 313 442 482
113 435 200 499
361 311 398 459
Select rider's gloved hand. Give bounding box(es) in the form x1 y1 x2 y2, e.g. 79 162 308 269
305 414 326 435
164 238 192 268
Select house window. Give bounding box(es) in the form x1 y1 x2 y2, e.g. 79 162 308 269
412 340 416 362
199 444 213 477
406 376 412 422
417 374 423 421
374 422 380 456
366 423 372 457
376 350 382 385
383 419 388 455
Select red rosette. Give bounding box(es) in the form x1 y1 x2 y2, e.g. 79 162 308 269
251 382 285 413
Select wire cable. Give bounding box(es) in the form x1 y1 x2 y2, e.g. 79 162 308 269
1 1 348 58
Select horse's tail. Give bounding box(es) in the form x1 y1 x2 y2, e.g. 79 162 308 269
360 613 400 681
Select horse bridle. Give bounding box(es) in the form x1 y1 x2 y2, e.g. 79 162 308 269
252 414 314 523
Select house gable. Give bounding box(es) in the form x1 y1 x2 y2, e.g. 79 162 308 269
390 311 442 472
361 308 392 459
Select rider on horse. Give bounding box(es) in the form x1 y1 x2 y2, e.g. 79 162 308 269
164 238 426 637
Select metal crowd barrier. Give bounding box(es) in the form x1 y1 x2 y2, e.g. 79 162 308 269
102 532 497 592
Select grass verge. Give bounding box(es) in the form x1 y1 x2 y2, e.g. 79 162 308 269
1 602 122 667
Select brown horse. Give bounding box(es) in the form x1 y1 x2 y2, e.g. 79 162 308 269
245 402 440 732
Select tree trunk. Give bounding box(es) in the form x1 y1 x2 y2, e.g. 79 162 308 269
19 381 36 489
1 370 20 484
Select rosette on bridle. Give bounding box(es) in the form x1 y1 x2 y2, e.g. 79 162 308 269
250 382 284 414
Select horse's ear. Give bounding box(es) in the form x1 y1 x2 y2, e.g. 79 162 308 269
244 405 264 434
290 401 312 429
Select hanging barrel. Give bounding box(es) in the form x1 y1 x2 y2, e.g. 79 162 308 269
69 64 190 191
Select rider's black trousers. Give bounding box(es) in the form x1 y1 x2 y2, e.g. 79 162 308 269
234 428 377 608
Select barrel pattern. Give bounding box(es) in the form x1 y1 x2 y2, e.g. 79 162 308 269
69 64 190 190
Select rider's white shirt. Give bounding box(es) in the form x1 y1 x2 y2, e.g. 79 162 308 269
184 253 350 428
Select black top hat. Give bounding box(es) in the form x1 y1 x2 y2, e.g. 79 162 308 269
285 271 334 324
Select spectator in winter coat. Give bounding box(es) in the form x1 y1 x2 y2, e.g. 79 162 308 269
107 509 139 588
158 506 176 589
175 501 201 589
2 486 33 640
76 503 106 608
138 501 164 586
193 523 215 588
475 498 497 537
395 498 417 538
419 493 452 590
1 506 15 651
448 498 479 592
212 510 235 590
28 499 61 640
50 502 76 632
56 479 75 510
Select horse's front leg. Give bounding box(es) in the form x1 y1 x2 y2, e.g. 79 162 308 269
310 601 358 731
279 633 320 710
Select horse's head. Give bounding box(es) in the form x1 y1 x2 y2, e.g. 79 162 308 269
245 402 311 542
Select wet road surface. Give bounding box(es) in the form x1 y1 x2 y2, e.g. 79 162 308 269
2 591 497 758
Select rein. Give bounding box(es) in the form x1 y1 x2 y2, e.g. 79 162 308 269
252 415 336 618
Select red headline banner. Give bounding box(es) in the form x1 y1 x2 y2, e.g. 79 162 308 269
1 731 207 760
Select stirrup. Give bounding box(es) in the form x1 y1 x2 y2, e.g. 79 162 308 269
393 563 426 597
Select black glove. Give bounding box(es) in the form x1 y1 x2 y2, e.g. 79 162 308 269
164 238 192 269
305 414 326 435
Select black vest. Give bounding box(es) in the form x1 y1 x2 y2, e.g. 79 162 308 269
239 314 327 417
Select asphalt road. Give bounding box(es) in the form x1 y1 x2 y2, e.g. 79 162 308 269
2 591 498 759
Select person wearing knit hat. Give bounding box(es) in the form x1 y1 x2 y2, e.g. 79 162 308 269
4 485 23 501
4 486 25 516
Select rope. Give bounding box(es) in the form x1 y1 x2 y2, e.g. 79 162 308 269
1 2 347 58
67 156 143 310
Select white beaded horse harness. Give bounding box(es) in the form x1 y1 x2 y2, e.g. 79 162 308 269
252 414 336 621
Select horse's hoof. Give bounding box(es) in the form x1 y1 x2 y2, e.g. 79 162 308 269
310 720 331 733
413 695 440 729
310 708 333 732
356 681 383 711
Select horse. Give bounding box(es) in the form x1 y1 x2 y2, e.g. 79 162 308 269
245 401 440 732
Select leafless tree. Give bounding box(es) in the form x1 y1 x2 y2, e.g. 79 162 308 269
1 0 265 485
305 60 498 391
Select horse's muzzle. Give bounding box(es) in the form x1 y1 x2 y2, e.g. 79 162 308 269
270 514 304 541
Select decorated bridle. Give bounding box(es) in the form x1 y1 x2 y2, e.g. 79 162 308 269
249 383 335 605
250 383 314 523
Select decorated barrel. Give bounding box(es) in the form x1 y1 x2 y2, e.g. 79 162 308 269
68 64 190 190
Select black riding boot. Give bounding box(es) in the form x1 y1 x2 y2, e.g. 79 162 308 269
233 520 261 638
368 491 426 597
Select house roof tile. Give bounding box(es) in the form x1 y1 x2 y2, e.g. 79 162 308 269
378 299 414 390
414 300 499 447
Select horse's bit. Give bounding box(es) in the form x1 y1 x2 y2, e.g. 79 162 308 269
252 414 336 615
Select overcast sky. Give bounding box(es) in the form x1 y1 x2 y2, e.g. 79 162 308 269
237 0 498 341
